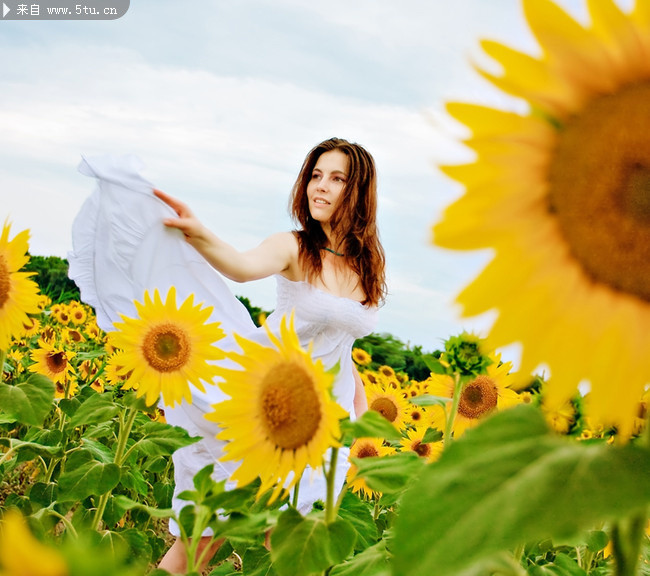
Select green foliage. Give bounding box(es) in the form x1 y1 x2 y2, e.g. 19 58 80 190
353 333 439 380
392 404 650 576
24 254 80 303
236 295 273 327
271 507 356 576
5 257 649 576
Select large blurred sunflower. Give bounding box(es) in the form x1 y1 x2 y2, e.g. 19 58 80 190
206 313 347 503
434 0 650 436
108 287 225 407
0 221 40 350
0 510 68 576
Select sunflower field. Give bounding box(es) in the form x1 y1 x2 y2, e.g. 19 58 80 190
4 0 650 574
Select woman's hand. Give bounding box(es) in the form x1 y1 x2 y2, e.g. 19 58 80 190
153 189 298 283
153 189 206 241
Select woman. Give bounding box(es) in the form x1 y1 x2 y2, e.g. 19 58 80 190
69 138 386 572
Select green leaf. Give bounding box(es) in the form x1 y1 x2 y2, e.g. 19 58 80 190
421 426 444 444
0 374 54 426
153 481 175 509
208 562 240 576
29 481 58 507
130 421 199 457
352 451 424 494
57 450 121 501
409 394 450 407
241 546 276 576
0 437 62 458
271 508 356 576
112 494 174 520
421 355 448 375
0 413 17 424
102 495 128 527
337 491 378 552
211 511 269 540
119 463 149 495
340 411 402 445
143 455 169 473
329 541 390 576
80 438 115 463
58 396 82 418
392 404 650 576
120 391 156 411
527 554 588 576
585 530 609 553
68 393 120 428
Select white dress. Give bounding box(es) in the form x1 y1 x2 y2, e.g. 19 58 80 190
68 155 378 534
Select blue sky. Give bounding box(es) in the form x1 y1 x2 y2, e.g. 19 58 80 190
1 0 597 356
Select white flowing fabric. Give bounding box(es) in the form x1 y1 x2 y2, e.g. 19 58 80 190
68 155 378 534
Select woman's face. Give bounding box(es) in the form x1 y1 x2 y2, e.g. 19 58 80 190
306 149 349 229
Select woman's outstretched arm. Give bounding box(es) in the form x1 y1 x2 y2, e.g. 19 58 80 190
353 365 368 418
154 189 298 283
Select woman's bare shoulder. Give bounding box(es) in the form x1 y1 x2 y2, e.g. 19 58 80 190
265 231 299 251
265 231 301 279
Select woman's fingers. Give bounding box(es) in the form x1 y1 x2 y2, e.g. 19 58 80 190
153 188 190 217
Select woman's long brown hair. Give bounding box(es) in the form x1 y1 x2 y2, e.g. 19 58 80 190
289 138 387 307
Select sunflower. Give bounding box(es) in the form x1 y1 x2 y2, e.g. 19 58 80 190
365 381 410 430
361 371 379 386
84 321 104 342
0 510 68 576
0 221 41 350
428 356 521 438
108 287 225 407
29 340 75 385
541 397 576 435
68 302 88 326
52 305 71 326
404 404 428 428
377 365 396 379
206 313 347 503
352 347 372 366
434 0 650 436
104 350 132 388
78 358 98 381
346 437 396 499
62 327 85 345
400 428 443 463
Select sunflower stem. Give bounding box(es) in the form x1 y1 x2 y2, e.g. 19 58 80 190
0 348 6 383
325 447 340 525
291 478 301 509
91 406 138 531
444 373 463 447
611 511 647 576
0 442 17 467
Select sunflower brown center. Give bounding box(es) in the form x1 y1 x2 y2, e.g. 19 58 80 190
412 441 431 458
370 397 398 423
260 361 322 450
0 254 10 309
548 82 650 301
457 375 498 420
356 444 380 459
46 351 67 374
142 323 191 372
